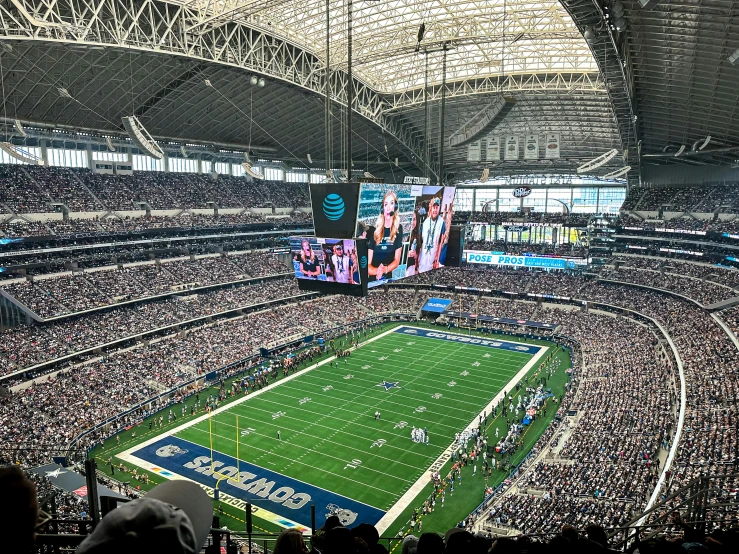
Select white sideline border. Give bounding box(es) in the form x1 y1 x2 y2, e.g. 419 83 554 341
117 324 549 534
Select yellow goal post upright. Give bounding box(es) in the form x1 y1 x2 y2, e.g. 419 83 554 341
208 412 241 498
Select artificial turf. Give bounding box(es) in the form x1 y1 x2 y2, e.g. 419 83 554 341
90 321 571 538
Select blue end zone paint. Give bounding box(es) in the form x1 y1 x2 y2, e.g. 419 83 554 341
394 326 542 355
131 436 385 528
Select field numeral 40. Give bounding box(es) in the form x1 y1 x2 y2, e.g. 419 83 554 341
344 459 362 470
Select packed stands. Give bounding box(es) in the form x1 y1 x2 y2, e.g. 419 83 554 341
0 252 289 318
0 165 311 214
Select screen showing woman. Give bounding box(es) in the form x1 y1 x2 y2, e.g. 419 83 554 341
367 190 404 282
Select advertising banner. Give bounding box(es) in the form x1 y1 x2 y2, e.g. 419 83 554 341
463 251 587 269
421 297 454 313
309 182 361 239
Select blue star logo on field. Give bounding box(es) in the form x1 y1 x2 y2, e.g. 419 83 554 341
376 380 401 391
360 255 368 268
322 193 345 220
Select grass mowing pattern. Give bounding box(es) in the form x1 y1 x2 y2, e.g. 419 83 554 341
176 327 533 514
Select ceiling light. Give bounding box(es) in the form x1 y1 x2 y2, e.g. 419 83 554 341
258 78 265 87
583 27 596 42
250 76 258 85
674 145 686 156
614 18 626 32
729 48 739 65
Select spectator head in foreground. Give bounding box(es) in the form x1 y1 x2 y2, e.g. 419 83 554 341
0 466 39 553
76 480 213 554
273 528 310 554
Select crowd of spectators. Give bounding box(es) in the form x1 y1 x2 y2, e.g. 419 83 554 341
0 252 290 318
620 184 739 213
597 267 734 305
0 277 302 376
0 211 311 239
0 165 312 214
453 211 591 227
25 167 103 212
0 165 51 214
464 240 588 258
2 244 738 540
0 295 371 468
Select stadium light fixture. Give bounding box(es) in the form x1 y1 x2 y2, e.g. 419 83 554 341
14 119 27 137
602 166 631 179
242 162 264 179
674 144 686 156
730 48 739 65
307 153 313 164
638 0 660 8
250 76 258 86
577 149 619 173
480 167 490 183
699 135 712 150
106 137 116 152
258 78 265 87
180 145 188 158
121 116 163 159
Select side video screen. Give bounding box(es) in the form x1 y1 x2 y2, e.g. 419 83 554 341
291 237 363 285
356 183 457 288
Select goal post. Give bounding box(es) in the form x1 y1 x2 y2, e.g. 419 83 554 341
208 412 241 488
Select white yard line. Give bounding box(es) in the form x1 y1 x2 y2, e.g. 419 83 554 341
374 327 549 535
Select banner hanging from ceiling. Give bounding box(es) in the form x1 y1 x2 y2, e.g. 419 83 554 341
504 135 520 160
545 134 561 159
486 136 501 161
467 140 481 162
524 134 539 160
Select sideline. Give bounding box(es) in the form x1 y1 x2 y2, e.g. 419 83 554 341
374 326 549 535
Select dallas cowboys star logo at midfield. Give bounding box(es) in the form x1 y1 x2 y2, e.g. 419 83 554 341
376 380 401 391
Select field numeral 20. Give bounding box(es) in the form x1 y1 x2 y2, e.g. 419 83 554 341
344 459 362 470
371 438 387 449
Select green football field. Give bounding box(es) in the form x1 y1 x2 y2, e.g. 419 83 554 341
178 327 535 511
98 322 570 538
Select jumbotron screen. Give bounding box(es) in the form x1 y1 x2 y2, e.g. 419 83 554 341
356 183 456 288
290 236 362 285
289 236 369 297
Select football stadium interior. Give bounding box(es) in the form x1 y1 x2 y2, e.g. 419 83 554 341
1 1 739 553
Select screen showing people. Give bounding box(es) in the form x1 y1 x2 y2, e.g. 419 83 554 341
356 183 456 287
290 237 361 285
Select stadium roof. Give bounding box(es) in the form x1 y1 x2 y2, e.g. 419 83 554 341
159 0 598 93
0 1 736 183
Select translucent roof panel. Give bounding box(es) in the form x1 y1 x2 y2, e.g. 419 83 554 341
167 0 599 93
